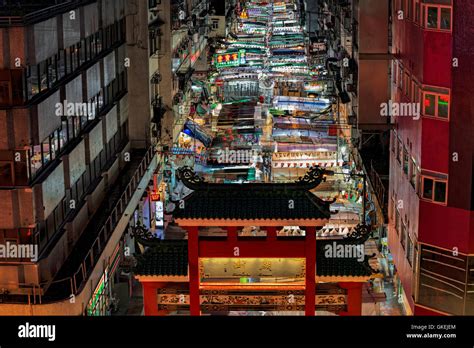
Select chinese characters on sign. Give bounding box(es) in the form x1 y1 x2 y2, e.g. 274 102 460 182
214 50 246 68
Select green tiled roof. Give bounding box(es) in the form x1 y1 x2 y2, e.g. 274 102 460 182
174 188 331 220
134 240 188 277
173 166 333 221
316 240 374 277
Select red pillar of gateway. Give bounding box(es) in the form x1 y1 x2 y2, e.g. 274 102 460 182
305 227 316 316
187 226 200 316
339 282 363 316
143 282 168 316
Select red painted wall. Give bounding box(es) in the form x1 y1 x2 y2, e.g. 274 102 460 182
418 202 472 253
420 117 450 173
422 31 452 88
414 305 445 316
339 282 363 316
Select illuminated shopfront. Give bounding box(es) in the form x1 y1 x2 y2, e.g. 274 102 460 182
86 243 121 316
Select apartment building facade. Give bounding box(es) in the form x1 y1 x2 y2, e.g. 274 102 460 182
389 0 474 315
315 0 391 238
0 0 158 315
147 0 210 148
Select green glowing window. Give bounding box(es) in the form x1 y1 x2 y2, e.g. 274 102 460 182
423 92 450 119
424 94 435 116
438 95 449 118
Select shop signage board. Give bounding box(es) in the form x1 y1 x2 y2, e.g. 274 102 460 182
200 258 306 279
150 191 161 201
214 50 246 68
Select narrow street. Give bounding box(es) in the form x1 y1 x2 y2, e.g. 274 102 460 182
149 0 404 316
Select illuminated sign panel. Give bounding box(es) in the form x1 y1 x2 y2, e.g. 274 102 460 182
200 258 306 279
214 51 245 68
150 192 161 201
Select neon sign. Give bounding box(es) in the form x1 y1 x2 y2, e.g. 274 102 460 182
214 51 244 68
150 191 161 201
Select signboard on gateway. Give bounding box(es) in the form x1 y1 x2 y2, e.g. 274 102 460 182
214 50 246 68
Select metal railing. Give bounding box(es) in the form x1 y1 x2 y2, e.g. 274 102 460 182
0 0 96 26
369 160 388 222
69 146 155 296
351 148 388 224
0 146 155 305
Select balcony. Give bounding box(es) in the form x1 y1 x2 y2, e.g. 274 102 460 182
0 146 157 306
0 0 96 26
43 147 155 301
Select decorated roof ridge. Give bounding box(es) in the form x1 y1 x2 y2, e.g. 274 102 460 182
344 223 372 243
173 166 335 221
177 165 335 192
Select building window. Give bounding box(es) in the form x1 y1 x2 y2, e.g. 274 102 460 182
403 147 409 175
390 196 395 221
410 158 418 190
397 137 403 164
51 130 61 159
149 0 161 8
422 176 447 204
149 30 161 57
395 208 401 235
414 0 421 24
26 65 40 99
440 7 452 30
424 5 452 31
426 6 438 28
42 137 52 165
412 81 420 103
423 91 450 119
401 221 407 250
29 145 42 177
212 20 219 30
407 236 414 266
57 51 66 80
399 67 404 91
403 72 410 97
391 131 396 153
47 57 57 87
392 61 397 86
